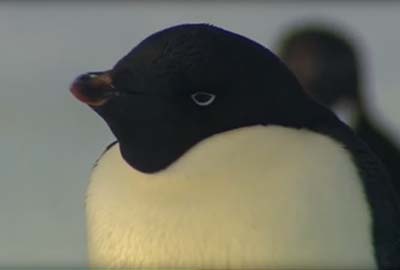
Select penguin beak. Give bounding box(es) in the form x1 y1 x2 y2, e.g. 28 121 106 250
70 71 116 107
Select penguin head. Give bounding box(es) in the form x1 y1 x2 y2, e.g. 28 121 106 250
278 27 360 107
71 24 330 173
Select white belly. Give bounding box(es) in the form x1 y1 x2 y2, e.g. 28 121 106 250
86 125 376 269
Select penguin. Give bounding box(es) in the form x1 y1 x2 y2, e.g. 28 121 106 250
70 24 400 269
277 25 400 198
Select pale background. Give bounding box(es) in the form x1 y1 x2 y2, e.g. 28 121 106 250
1 1 399 267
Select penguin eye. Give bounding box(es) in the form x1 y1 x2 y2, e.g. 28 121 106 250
191 91 216 106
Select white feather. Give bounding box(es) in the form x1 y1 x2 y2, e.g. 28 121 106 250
87 125 376 269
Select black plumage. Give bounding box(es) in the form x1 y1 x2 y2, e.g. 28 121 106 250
72 24 400 268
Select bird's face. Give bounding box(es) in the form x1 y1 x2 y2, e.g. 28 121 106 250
71 24 315 173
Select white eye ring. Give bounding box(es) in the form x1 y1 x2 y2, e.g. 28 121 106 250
191 91 216 106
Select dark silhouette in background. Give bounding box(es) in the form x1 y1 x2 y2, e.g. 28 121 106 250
278 25 400 194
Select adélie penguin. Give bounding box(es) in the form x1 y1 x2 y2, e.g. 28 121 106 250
70 24 400 269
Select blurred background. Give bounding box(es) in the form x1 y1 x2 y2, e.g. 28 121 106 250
1 1 399 267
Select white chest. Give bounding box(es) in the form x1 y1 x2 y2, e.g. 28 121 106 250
86 126 375 269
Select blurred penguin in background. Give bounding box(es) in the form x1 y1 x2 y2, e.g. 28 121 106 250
278 25 400 195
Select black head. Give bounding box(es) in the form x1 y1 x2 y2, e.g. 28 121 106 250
71 24 334 173
279 26 360 107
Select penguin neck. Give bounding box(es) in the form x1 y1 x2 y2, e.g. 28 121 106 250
114 98 338 174
116 127 204 174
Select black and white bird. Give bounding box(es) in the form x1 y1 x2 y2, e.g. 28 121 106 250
70 24 400 269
